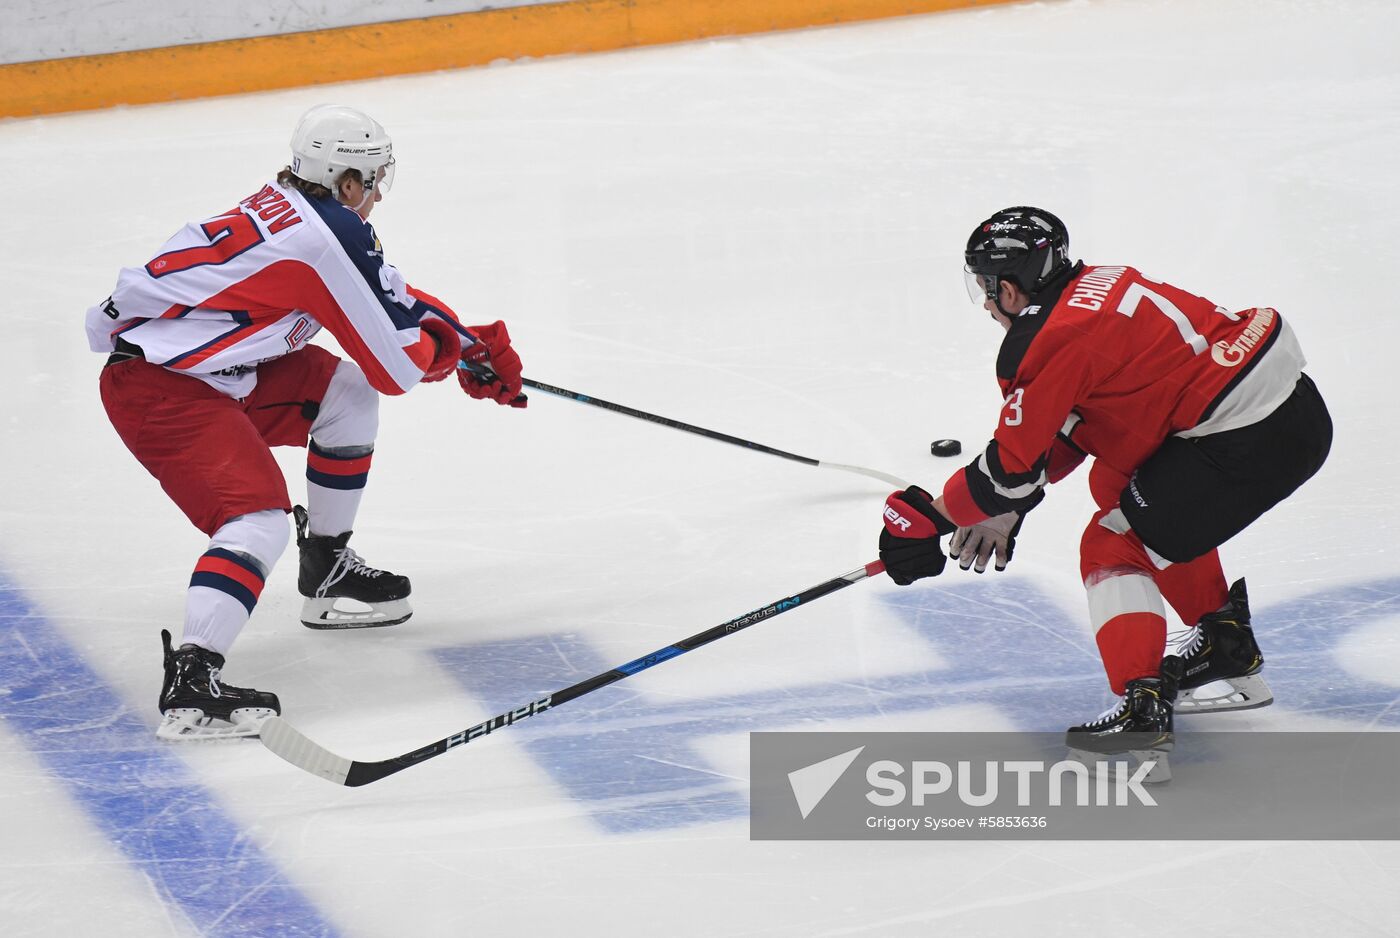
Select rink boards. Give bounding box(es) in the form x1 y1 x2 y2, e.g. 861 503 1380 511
1 0 1020 117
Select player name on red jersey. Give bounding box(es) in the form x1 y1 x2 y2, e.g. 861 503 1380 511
1065 266 1128 311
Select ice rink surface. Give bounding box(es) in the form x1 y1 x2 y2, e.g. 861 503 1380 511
4 0 1399 934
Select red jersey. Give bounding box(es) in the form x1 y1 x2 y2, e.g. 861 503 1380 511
941 263 1306 526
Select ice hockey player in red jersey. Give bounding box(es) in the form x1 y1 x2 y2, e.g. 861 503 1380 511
877 207 1331 758
87 105 528 739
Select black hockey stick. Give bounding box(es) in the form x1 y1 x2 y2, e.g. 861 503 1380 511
260 560 885 786
521 377 909 487
456 361 906 488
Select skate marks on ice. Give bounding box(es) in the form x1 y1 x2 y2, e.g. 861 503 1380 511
3 568 1395 903
431 579 1099 834
0 577 341 938
434 575 1400 834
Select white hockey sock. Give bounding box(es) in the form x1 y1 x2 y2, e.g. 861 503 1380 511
306 360 378 537
183 510 290 655
183 590 255 657
305 467 367 537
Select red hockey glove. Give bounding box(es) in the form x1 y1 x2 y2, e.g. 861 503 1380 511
418 316 462 383
879 485 956 586
458 320 527 408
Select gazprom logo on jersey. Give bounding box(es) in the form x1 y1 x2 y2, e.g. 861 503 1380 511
751 731 1400 840
1211 306 1275 367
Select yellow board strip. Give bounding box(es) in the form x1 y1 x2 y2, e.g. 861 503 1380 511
1 0 1022 119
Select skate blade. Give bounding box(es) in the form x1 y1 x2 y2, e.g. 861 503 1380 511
1066 747 1172 784
1175 674 1273 714
156 707 278 741
300 597 412 630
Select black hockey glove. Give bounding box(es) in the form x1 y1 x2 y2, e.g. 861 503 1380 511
879 485 956 586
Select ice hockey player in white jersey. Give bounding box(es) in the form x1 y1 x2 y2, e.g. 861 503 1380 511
87 105 527 739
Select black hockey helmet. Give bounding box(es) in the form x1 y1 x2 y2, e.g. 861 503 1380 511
964 207 1071 306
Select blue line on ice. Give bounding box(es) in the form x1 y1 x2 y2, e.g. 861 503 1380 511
437 576 1400 833
0 576 341 938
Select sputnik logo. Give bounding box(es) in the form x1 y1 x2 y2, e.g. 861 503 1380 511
787 746 865 820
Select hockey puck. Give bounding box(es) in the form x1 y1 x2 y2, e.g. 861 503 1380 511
930 439 962 457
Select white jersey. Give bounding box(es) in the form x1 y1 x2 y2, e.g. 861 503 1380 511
86 180 467 398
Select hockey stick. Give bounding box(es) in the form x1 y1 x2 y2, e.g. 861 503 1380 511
521 378 908 488
260 560 885 787
456 361 906 488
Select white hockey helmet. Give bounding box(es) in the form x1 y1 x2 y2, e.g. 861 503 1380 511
289 104 395 193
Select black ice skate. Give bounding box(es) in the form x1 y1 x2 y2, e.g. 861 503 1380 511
1065 656 1183 783
157 629 280 740
1171 578 1273 713
294 505 412 629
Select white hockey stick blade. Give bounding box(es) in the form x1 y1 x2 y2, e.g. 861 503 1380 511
818 461 909 489
259 716 352 785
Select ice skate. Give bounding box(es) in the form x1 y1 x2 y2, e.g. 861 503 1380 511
1065 656 1183 783
1171 578 1273 713
294 505 412 629
157 629 280 740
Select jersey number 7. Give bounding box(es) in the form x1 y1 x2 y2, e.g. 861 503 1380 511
146 210 265 279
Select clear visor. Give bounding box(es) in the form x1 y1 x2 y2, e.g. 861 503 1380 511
964 266 996 305
370 156 396 192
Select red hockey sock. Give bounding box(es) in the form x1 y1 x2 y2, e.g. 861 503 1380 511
1094 611 1168 695
1155 549 1229 627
